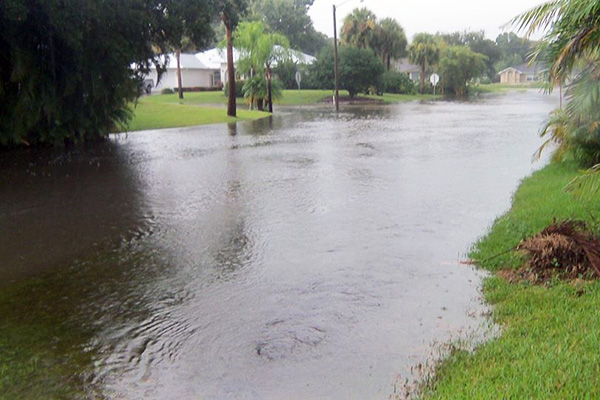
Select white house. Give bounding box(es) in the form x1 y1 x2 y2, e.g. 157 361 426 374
147 47 317 93
147 53 224 93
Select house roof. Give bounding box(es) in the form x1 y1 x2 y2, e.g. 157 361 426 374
194 46 316 67
393 58 420 73
195 47 241 69
152 53 210 70
498 62 546 75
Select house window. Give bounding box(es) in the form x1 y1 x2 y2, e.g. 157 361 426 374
212 71 221 87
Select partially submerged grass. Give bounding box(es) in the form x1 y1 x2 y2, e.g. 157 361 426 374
142 89 340 106
421 162 600 399
127 100 270 132
143 89 437 108
0 276 94 399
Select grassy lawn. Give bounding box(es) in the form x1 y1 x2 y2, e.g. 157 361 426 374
142 89 436 108
473 82 546 94
126 100 270 132
141 89 338 106
422 162 600 399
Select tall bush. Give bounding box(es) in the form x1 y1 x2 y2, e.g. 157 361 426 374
0 0 216 146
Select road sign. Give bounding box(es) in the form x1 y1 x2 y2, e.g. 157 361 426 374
295 71 302 87
430 73 440 86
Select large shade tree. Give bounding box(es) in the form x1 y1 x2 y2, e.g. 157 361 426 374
246 0 327 56
305 45 384 97
409 33 440 94
161 0 216 99
0 0 192 146
438 46 487 97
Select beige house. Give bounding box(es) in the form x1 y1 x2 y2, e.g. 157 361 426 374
498 63 545 84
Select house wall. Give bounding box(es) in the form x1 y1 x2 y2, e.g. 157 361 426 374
148 68 219 92
500 69 520 84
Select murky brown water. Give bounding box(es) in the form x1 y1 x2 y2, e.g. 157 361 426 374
0 91 557 399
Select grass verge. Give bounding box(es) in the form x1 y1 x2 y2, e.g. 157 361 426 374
126 100 270 132
142 89 438 108
421 162 600 398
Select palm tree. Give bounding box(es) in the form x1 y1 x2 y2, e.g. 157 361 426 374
376 18 407 71
515 0 600 198
408 33 439 94
219 0 247 117
233 21 290 113
340 8 378 49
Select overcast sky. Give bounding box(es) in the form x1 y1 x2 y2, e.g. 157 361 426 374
308 0 546 42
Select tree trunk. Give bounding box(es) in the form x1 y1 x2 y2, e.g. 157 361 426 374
224 17 236 117
420 63 426 94
266 62 273 113
176 48 184 100
387 54 391 71
257 98 264 111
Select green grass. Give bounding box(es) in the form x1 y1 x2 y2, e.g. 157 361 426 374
142 89 338 106
142 89 436 108
0 277 94 399
422 162 600 399
126 100 270 132
474 82 546 94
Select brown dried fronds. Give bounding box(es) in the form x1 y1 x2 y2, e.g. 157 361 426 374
516 220 600 284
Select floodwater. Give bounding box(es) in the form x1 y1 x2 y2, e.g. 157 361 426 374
0 90 557 399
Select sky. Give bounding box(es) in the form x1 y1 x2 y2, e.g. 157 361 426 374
308 0 547 42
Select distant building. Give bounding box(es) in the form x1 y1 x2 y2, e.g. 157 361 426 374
391 58 421 82
498 63 545 84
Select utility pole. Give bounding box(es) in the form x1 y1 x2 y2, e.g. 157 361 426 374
333 4 340 112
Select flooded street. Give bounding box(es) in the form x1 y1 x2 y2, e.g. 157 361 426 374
1 91 557 399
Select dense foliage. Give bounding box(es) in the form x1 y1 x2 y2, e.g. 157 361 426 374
408 33 439 94
380 71 416 94
0 0 216 146
514 0 600 168
246 0 327 56
438 46 487 97
233 21 289 112
305 45 384 97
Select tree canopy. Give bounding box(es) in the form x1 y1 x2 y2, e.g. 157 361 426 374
438 46 487 97
0 0 215 147
306 45 384 97
246 0 327 56
409 33 440 94
514 0 600 168
233 21 289 111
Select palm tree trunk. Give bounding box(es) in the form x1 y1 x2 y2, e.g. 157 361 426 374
420 64 426 94
224 17 236 117
176 48 184 100
266 62 273 113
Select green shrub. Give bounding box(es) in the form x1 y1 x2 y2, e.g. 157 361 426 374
224 80 245 98
380 71 416 94
161 88 175 95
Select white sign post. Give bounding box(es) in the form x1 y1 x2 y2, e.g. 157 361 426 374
295 71 302 105
430 73 440 96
